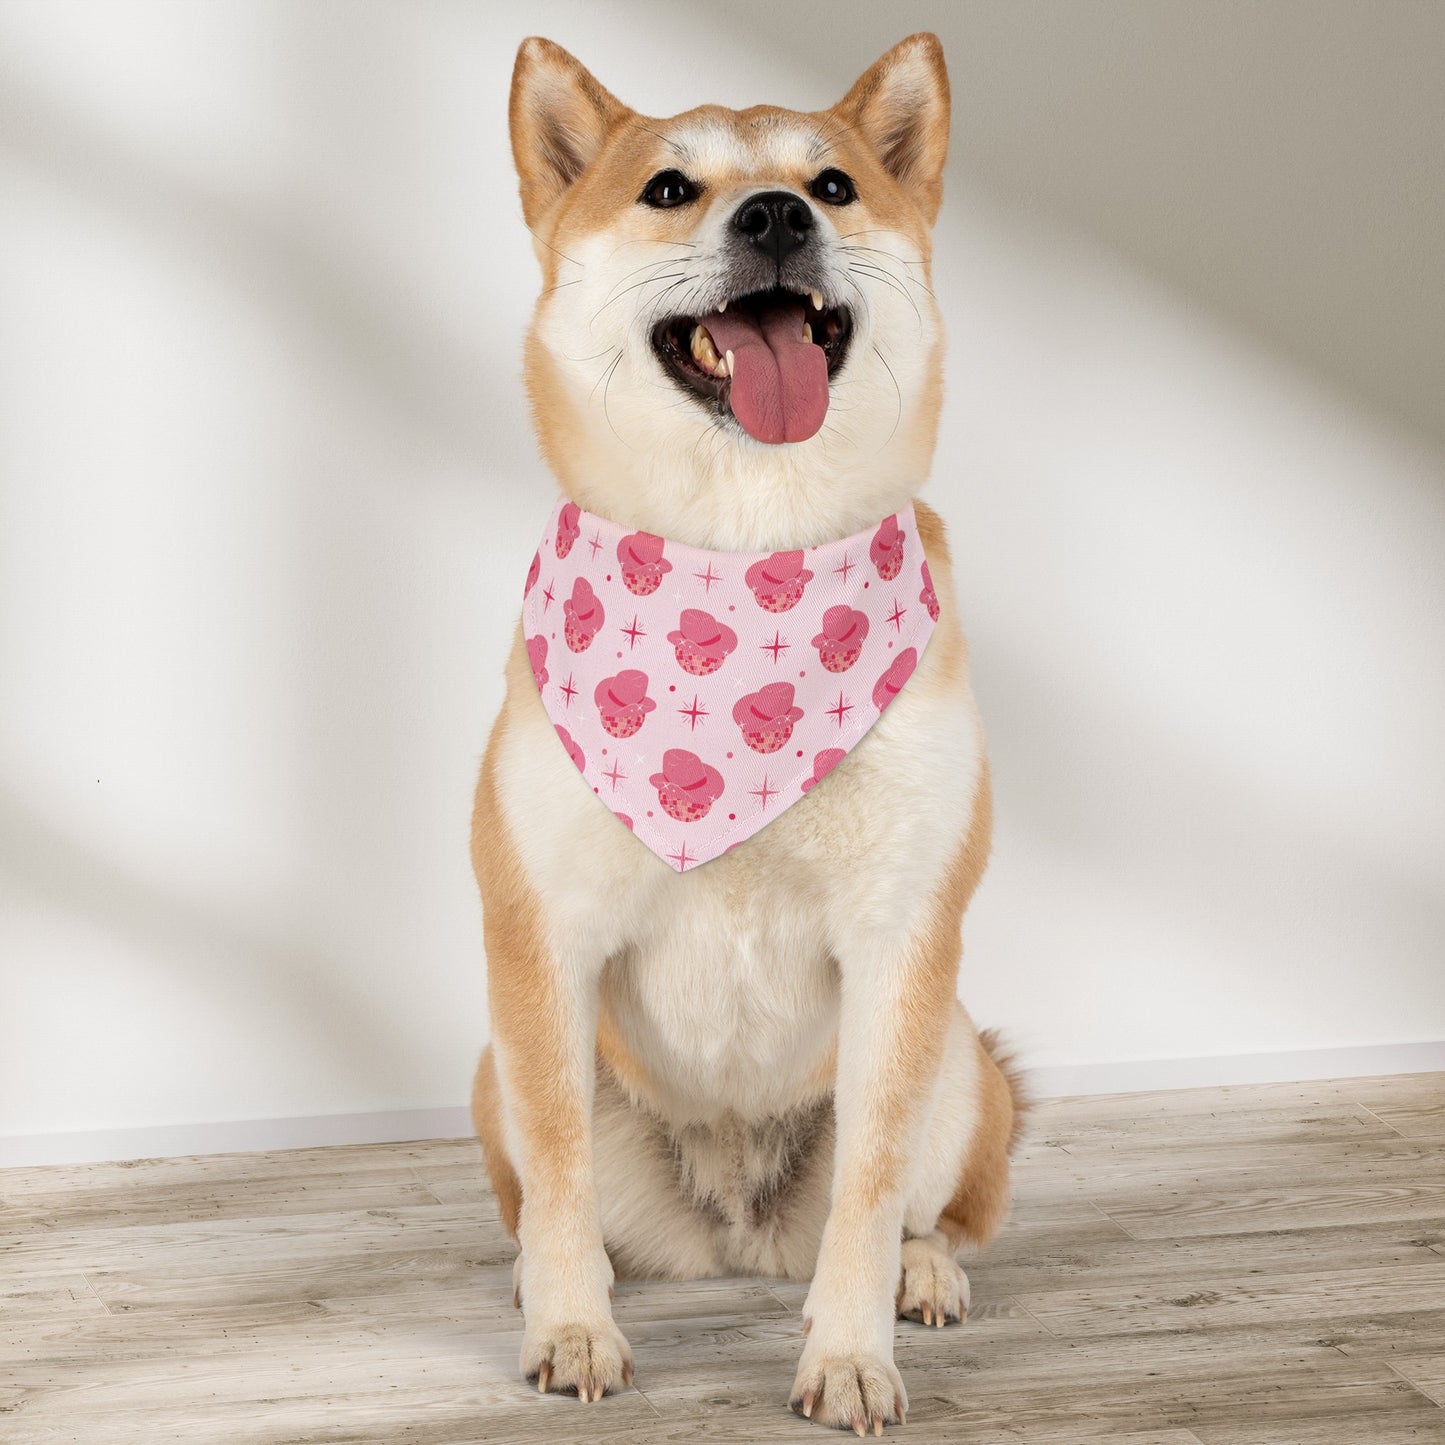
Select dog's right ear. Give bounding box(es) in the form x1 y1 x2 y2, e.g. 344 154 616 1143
510 38 629 230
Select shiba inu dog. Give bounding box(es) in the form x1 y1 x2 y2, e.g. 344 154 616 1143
470 32 1028 1433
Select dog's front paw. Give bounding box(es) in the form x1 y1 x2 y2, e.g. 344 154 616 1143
896 1233 970 1327
522 1318 633 1402
790 1347 906 1434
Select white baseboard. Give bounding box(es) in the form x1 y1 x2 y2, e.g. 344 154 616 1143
0 1106 474 1170
3 1041 1442 1169
1024 1039 1445 1101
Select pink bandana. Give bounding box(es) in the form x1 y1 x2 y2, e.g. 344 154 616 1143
522 498 938 870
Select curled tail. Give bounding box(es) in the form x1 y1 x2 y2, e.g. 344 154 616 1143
978 1025 1032 1156
938 1022 1031 1251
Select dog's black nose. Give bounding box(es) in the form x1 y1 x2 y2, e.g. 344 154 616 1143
732 190 815 265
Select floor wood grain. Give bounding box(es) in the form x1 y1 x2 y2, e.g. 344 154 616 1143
2 1073 1442 1442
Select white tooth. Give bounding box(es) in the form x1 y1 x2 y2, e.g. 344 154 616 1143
801 322 812 343
725 349 734 378
810 290 824 311
718 298 728 312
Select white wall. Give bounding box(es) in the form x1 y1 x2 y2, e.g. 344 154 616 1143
2 1 1442 1159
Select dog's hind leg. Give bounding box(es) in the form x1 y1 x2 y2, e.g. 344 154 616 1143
934 1019 1028 1253
895 1002 1028 1326
471 1044 522 1242
471 1044 532 1314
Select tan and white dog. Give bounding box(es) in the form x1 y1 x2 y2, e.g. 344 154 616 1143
471 33 1028 1433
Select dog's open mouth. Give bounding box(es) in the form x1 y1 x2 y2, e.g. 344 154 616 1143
651 288 853 445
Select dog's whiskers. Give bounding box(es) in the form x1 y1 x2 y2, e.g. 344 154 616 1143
601 254 697 298
592 266 691 322
566 343 625 364
805 113 850 163
846 262 921 326
871 342 903 448
841 245 936 302
589 347 624 404
836 226 916 247
840 243 931 284
599 347 635 450
641 274 715 330
840 271 870 327
526 225 583 270
606 237 698 259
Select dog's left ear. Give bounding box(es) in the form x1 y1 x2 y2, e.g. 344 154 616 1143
834 33 951 224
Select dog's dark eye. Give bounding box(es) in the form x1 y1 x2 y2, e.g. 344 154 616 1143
641 169 699 208
810 169 856 206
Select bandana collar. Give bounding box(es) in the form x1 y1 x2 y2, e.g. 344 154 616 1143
522 498 938 871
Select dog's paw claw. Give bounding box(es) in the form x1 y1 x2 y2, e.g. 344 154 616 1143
522 1319 633 1401
790 1351 905 1432
897 1235 969 1328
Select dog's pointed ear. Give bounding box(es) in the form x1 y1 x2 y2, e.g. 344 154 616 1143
834 33 950 224
510 38 630 230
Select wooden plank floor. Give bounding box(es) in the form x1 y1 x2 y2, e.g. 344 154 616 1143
3 1073 1443 1443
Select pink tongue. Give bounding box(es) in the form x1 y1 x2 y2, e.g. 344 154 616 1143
703 298 828 445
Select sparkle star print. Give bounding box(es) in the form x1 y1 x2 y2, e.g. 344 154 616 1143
522 497 938 870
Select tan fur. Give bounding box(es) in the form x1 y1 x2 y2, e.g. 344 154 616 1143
472 33 1027 1428
470 1045 521 1239
927 772 1024 1255
470 717 585 1201
937 1025 1023 1252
